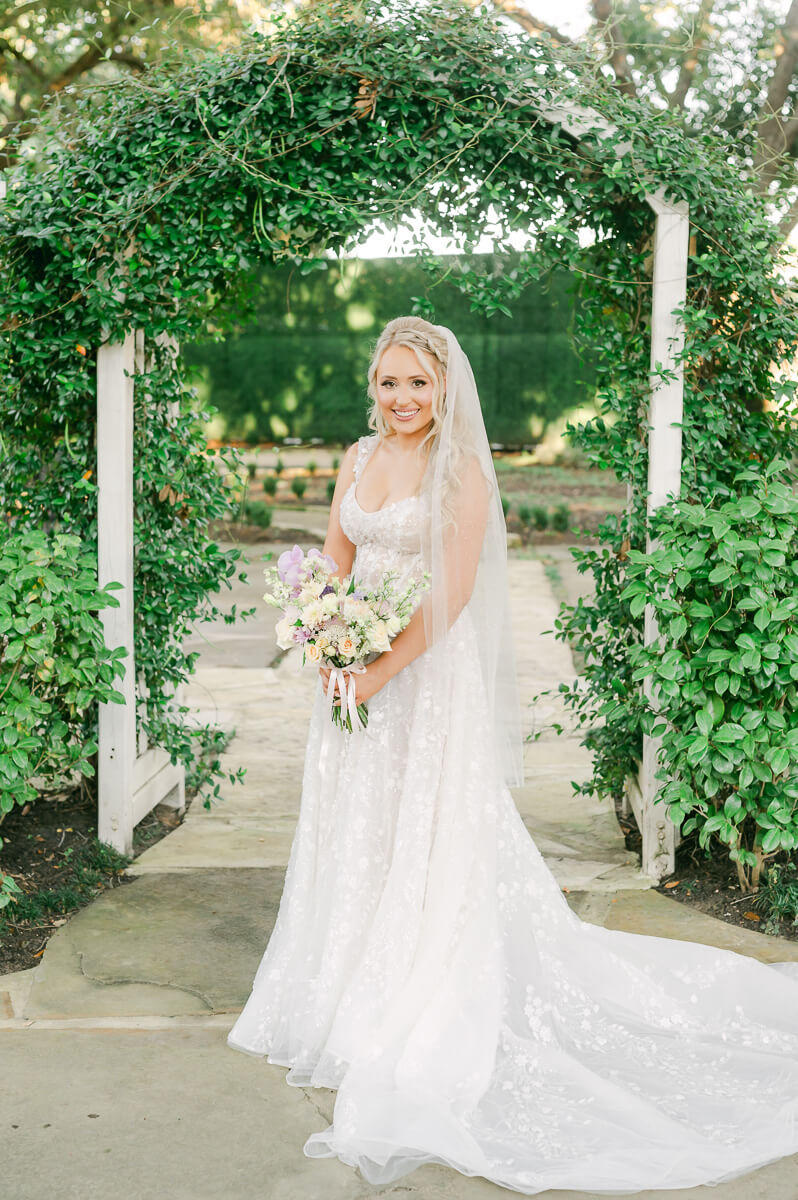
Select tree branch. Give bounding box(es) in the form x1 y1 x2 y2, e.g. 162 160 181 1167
592 0 637 97
668 0 715 110
753 0 798 190
462 0 575 47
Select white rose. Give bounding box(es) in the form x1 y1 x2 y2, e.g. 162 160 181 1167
372 620 391 653
385 615 401 637
275 616 296 650
322 592 339 615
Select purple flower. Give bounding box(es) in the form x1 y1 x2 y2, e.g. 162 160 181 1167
278 545 305 586
307 548 338 572
320 584 336 598
352 588 366 600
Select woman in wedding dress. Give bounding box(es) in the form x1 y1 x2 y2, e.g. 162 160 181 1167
228 316 798 1195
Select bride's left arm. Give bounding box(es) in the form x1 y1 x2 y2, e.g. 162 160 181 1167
358 457 489 697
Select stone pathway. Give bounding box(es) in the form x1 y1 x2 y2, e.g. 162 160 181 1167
3 514 798 1199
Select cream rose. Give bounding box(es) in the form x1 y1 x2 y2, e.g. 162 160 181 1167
339 635 355 658
305 642 322 664
372 620 391 653
275 617 296 649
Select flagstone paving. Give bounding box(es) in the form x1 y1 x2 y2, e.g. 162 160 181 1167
3 511 798 1200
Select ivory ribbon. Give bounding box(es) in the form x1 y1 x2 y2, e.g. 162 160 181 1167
319 662 367 779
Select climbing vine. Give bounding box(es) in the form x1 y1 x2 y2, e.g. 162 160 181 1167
2 0 798 866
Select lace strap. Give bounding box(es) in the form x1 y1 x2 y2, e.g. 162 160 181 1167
353 434 378 483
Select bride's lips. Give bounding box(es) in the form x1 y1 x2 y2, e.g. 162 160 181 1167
393 408 420 421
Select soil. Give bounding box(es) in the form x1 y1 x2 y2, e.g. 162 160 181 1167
613 796 798 942
0 789 189 976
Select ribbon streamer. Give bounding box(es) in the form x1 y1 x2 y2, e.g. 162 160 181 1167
319 662 367 779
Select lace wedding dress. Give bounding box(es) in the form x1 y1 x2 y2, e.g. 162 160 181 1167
228 432 798 1195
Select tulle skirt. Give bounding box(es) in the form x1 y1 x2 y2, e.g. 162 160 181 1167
228 609 798 1194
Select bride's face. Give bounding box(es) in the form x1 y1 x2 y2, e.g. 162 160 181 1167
375 344 437 436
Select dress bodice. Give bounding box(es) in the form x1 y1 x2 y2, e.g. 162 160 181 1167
338 434 429 591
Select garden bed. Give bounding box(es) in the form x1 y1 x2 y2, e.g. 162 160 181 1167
615 797 798 942
0 792 187 975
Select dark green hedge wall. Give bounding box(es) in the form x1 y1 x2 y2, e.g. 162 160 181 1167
183 253 594 445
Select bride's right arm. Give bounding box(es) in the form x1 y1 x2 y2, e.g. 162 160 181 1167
322 441 358 582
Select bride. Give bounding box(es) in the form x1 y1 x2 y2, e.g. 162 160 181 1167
228 316 798 1195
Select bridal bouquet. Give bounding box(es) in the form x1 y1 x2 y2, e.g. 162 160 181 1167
264 545 429 732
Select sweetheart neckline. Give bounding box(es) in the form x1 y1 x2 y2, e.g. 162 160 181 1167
348 480 422 516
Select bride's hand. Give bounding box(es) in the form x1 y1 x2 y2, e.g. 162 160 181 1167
319 659 388 707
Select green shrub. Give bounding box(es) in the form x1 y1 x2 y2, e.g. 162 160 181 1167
623 459 798 891
532 505 549 530
241 501 273 529
0 530 125 816
326 479 336 503
332 455 341 472
518 504 532 527
291 477 308 500
754 861 798 935
551 503 570 532
0 531 126 898
306 459 318 475
262 475 278 497
274 457 285 476
501 495 510 519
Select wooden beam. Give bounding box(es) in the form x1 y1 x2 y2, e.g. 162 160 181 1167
97 333 136 854
639 190 690 880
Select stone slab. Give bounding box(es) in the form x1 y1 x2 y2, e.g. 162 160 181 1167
23 870 285 1020
605 889 798 965
2 1027 796 1200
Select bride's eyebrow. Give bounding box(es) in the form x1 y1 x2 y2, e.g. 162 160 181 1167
379 373 430 381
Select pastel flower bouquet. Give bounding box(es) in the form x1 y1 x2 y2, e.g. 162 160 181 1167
264 545 430 732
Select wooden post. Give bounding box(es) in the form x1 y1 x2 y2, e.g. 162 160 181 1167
636 191 690 879
97 333 137 853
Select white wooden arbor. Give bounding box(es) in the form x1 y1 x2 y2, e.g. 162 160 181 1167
538 102 690 880
89 98 687 874
97 331 185 853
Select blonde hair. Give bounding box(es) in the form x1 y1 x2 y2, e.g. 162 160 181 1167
366 316 448 460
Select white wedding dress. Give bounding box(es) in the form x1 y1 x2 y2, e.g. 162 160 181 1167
228 432 798 1195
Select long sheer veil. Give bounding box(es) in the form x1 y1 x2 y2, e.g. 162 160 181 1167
418 323 525 790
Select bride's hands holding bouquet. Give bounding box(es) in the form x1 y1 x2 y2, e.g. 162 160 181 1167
319 658 388 709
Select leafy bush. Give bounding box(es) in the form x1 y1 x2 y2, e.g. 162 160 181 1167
290 477 308 500
501 495 510 519
263 475 278 497
551 503 570 532
622 460 798 891
326 479 336 503
274 458 285 476
754 861 798 935
532 505 549 530
306 459 318 475
0 531 125 898
240 500 273 529
0 530 126 816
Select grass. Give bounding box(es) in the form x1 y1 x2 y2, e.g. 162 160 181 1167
0 837 131 933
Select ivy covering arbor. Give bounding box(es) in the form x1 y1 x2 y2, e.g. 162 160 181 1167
2 0 798 880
